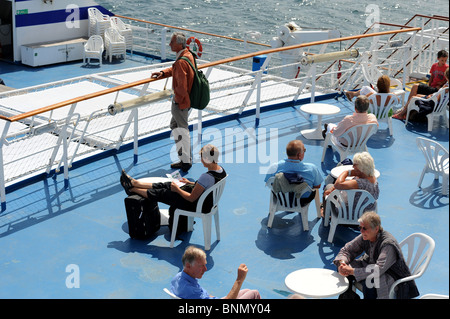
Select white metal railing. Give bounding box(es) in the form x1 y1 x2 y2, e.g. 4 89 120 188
1 15 447 210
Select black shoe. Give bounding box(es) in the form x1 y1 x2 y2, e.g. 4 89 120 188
120 169 133 195
181 163 192 172
170 161 192 172
170 161 183 169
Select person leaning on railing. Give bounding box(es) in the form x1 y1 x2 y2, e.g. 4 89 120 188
151 32 195 172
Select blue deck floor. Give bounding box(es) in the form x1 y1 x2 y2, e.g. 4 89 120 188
0 93 448 300
0 56 449 301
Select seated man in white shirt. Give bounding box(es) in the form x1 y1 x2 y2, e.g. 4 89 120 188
323 95 378 145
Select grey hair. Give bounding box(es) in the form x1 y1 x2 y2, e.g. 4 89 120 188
353 151 375 177
172 32 187 48
200 144 220 164
354 95 370 113
358 211 382 231
182 246 206 267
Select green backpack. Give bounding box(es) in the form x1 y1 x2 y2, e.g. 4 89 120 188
179 54 210 110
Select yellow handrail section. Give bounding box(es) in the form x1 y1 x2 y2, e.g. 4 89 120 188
2 27 421 123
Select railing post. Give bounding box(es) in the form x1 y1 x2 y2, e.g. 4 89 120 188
255 70 262 127
0 121 10 211
46 103 77 189
161 27 169 61
133 108 139 164
310 64 316 103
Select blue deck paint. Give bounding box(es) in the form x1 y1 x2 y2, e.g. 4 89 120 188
0 56 448 300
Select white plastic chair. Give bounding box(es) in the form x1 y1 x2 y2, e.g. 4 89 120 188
405 87 449 131
163 288 181 299
104 27 127 63
83 35 104 65
416 137 449 196
389 233 435 299
110 16 133 53
323 189 376 243
368 93 399 135
87 7 110 37
170 176 227 250
265 176 320 231
321 123 378 162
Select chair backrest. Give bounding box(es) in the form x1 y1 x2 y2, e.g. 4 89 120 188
361 63 403 92
430 86 449 115
87 35 104 50
110 16 128 30
195 176 227 213
336 123 378 151
163 288 181 299
416 137 449 173
88 7 106 21
368 93 399 120
266 176 314 210
105 27 124 43
326 188 376 223
398 233 435 278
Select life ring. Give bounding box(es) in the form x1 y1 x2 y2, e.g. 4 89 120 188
186 37 203 58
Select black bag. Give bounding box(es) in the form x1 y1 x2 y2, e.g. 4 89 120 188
409 99 435 122
124 195 161 239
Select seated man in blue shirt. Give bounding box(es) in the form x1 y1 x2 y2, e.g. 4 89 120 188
171 246 261 299
264 140 323 196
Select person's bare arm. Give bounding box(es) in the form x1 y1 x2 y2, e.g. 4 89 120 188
223 264 248 299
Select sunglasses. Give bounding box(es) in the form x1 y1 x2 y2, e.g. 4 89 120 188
358 225 369 231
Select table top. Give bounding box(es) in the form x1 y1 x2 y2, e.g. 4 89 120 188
331 164 380 179
300 103 341 116
285 268 349 298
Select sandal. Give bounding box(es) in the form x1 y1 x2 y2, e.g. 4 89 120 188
120 169 134 195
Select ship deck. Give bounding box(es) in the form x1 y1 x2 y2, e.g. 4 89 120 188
0 54 448 302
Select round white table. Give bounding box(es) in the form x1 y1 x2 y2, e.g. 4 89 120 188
285 268 349 298
300 103 341 140
331 164 380 179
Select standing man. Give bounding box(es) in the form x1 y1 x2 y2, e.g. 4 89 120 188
152 32 195 172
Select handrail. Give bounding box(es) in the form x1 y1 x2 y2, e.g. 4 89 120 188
115 14 271 48
3 27 420 123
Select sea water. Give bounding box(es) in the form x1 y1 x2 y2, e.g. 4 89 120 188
98 0 449 43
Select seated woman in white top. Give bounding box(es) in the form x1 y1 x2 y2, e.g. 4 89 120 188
120 144 226 215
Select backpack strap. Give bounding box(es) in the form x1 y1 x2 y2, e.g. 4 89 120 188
178 50 198 71
180 56 197 73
